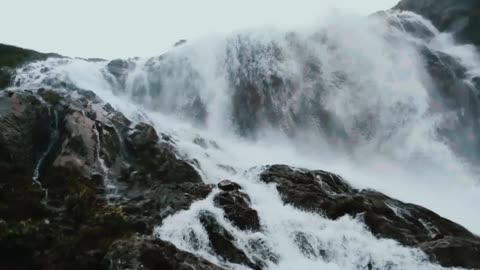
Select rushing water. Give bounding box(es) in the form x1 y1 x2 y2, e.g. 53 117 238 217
12 10 480 270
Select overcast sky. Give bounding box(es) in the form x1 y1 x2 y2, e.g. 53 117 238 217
0 0 399 59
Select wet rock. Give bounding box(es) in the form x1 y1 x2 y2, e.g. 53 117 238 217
107 59 129 79
0 88 214 269
126 122 159 151
121 182 213 230
214 181 260 232
260 164 480 269
0 67 12 89
199 211 261 270
246 238 279 266
394 0 480 46
122 140 202 185
105 235 225 270
419 236 480 269
419 45 480 163
217 179 242 192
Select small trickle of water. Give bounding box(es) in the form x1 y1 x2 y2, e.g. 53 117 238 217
32 108 59 204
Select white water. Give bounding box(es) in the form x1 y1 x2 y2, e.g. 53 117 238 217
12 10 480 270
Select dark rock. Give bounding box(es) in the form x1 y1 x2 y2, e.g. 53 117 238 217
126 123 159 151
419 236 480 269
121 182 213 228
246 238 279 266
0 67 12 89
259 164 480 269
107 59 130 79
394 0 480 46
217 179 242 192
213 183 261 232
418 45 480 163
374 10 437 40
0 88 214 269
105 59 133 91
122 140 202 185
105 235 225 270
199 211 261 270
472 76 480 90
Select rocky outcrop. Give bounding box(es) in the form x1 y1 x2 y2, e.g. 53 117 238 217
260 165 480 269
199 211 261 270
394 0 480 46
106 59 133 90
417 45 480 163
105 235 224 270
214 180 261 232
0 88 214 270
195 179 279 269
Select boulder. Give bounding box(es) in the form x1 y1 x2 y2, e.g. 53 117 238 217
260 164 480 269
199 211 261 270
214 180 261 232
217 180 242 192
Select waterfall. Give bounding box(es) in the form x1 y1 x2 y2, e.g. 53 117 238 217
12 10 480 269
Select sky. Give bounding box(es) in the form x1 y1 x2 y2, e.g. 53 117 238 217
0 0 399 59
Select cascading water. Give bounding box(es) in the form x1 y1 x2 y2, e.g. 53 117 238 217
11 10 480 270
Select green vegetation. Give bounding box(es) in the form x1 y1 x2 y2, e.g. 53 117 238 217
0 44 54 68
0 43 60 89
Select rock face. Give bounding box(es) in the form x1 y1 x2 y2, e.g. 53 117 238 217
418 45 480 163
260 165 480 269
0 88 214 270
394 0 480 46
